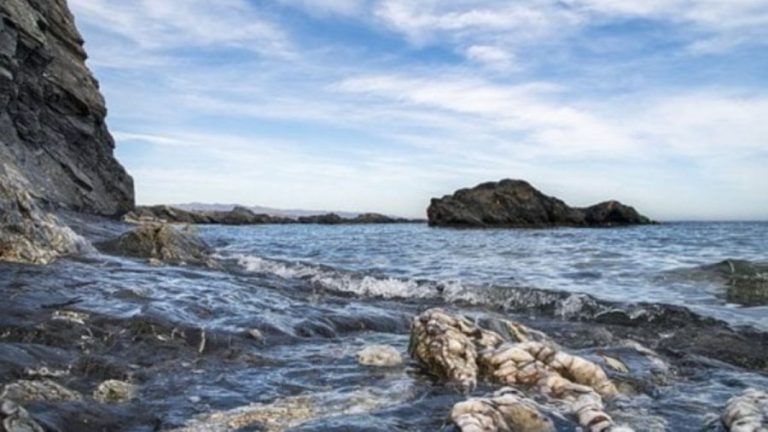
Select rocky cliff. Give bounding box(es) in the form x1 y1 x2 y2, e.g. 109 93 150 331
1 0 134 263
427 179 653 228
1 0 133 215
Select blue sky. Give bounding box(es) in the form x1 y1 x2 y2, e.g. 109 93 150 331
68 0 768 219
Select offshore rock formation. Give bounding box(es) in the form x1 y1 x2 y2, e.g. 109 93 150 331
1 0 133 264
409 308 627 431
97 223 215 267
427 179 652 228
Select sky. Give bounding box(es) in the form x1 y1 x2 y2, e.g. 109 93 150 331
68 0 768 220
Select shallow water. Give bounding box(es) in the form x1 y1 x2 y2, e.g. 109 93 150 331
1 220 767 431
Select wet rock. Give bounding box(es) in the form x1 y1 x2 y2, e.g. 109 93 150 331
451 387 555 432
0 162 87 265
427 179 653 228
93 380 136 404
356 345 403 367
721 388 768 431
0 379 82 402
1 399 44 432
168 388 406 432
0 0 133 217
97 223 215 266
409 309 505 392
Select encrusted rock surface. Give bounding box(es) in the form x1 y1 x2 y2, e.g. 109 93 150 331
0 379 82 403
408 308 504 392
722 388 768 432
1 399 44 432
0 0 133 216
409 308 628 431
0 161 86 264
97 223 215 266
356 345 403 367
451 387 555 432
427 179 652 228
93 380 136 404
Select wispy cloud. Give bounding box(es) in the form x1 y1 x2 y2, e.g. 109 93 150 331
68 0 768 219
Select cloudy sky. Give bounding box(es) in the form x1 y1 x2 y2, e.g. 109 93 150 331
69 0 768 219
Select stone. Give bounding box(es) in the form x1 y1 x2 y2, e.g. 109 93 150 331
451 387 555 432
409 308 505 392
721 388 768 432
97 223 215 267
93 380 136 404
0 379 82 403
356 345 403 367
427 179 653 228
1 399 44 432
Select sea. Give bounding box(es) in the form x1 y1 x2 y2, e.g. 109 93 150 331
1 220 767 431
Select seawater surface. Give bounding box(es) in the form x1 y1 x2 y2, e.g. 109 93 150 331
1 220 767 431
210 221 768 329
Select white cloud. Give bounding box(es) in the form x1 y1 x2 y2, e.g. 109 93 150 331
70 0 292 56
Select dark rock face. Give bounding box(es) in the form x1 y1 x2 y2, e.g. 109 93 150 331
581 200 651 226
427 179 653 228
0 0 133 216
97 224 214 267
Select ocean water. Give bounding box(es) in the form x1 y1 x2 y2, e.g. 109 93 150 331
1 220 767 431
210 221 768 329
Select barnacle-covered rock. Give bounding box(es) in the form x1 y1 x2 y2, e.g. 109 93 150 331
451 388 555 432
516 342 617 397
0 379 82 403
93 380 136 404
357 345 403 367
722 388 768 431
1 399 44 432
409 308 504 391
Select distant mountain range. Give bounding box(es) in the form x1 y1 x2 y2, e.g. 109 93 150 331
172 203 364 219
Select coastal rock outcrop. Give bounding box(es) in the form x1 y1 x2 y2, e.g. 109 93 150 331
427 179 652 228
1 0 133 264
0 0 133 216
97 223 215 267
409 308 627 431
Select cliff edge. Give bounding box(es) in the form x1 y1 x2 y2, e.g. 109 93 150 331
1 0 134 263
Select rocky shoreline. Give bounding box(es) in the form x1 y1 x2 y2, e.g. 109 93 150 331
123 205 423 226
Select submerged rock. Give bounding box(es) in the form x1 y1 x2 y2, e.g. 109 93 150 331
451 387 555 432
0 379 82 403
1 399 44 432
427 179 652 228
93 380 136 404
722 388 768 431
97 223 215 266
357 345 403 367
